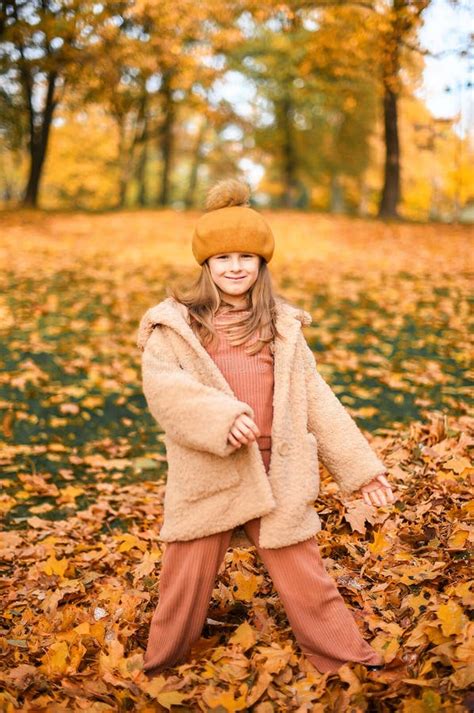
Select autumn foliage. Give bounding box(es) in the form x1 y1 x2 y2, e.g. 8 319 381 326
0 210 472 711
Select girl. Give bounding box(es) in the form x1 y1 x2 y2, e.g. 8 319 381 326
137 178 395 677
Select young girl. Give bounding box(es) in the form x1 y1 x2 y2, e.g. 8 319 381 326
137 178 395 677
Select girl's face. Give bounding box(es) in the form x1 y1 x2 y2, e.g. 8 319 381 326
207 252 261 305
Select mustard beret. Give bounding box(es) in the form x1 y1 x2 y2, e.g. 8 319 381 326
191 179 275 265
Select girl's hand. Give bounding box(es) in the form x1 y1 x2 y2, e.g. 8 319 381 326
228 414 260 448
360 473 395 507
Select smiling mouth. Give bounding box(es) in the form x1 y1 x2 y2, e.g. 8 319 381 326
226 276 246 280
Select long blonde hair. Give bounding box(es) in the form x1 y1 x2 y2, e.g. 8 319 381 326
166 257 291 355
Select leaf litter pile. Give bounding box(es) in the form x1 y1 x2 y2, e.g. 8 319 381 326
0 211 472 711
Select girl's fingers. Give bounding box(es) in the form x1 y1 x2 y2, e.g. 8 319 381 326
232 425 260 444
238 415 260 437
247 422 261 438
376 473 391 488
361 484 395 507
385 487 395 503
370 489 383 507
231 425 253 444
232 416 260 442
227 432 241 447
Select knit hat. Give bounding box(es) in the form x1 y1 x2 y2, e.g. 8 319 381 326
191 178 275 265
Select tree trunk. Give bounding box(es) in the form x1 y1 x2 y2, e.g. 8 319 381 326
185 119 208 208
117 117 128 208
157 73 175 207
136 102 149 207
136 139 149 207
330 173 345 213
280 95 298 208
358 176 370 217
377 0 407 220
116 90 149 208
378 84 400 218
22 71 58 208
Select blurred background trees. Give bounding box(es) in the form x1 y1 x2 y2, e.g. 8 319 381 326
0 0 472 220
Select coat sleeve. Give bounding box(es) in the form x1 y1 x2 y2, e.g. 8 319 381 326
300 334 387 496
140 325 256 458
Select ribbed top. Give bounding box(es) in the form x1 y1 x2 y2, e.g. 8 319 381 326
203 307 274 448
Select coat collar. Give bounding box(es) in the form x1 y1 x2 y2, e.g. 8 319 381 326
137 296 312 395
137 296 311 352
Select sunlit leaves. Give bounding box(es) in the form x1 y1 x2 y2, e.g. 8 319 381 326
0 210 471 710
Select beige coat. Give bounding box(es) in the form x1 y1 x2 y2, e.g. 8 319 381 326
136 296 387 549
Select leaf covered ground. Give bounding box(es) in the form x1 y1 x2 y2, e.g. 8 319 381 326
0 210 472 712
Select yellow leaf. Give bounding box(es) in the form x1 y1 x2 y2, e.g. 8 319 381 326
230 571 262 601
40 535 59 549
390 561 445 585
447 528 469 548
255 644 293 674
405 622 429 648
74 622 90 636
435 470 456 483
450 665 474 689
42 554 68 577
368 529 391 556
453 623 474 663
133 548 160 582
156 691 189 709
82 396 103 409
15 490 31 500
0 495 17 514
99 638 125 674
229 621 256 651
115 534 147 553
245 670 273 707
354 406 379 418
201 661 218 680
90 621 105 644
402 690 442 712
48 443 68 452
202 689 247 712
437 601 466 636
402 592 432 616
369 634 400 662
444 456 472 475
68 641 87 673
59 485 85 502
445 581 473 607
424 626 450 645
141 675 167 697
40 641 69 675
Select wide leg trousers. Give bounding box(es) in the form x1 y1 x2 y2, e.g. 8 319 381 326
143 447 384 675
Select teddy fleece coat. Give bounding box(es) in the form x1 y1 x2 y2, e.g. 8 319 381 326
136 296 387 549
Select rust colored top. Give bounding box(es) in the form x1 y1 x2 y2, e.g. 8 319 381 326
203 306 274 449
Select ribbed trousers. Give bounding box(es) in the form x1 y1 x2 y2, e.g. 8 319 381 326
143 447 384 675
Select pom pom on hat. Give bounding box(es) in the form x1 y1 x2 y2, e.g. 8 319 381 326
205 178 251 211
192 178 275 265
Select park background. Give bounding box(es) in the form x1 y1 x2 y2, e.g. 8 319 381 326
0 0 473 711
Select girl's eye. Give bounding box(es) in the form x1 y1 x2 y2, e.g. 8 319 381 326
216 254 253 259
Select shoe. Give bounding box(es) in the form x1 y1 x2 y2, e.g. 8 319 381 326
364 656 406 673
